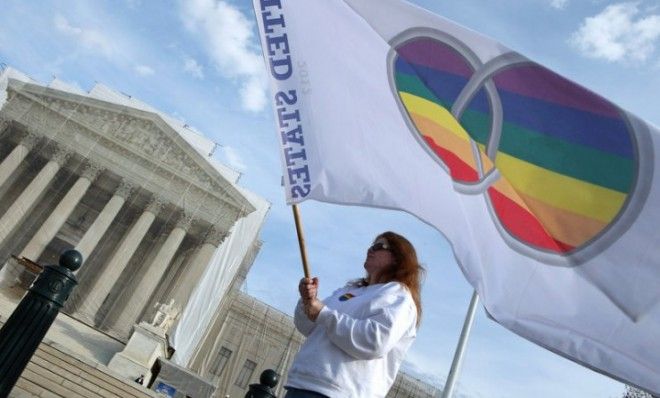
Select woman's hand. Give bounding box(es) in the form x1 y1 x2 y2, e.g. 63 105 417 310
298 277 319 304
304 297 325 321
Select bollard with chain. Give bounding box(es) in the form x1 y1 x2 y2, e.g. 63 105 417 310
0 250 82 397
244 369 279 398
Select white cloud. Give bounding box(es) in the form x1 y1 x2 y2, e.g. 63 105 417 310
223 145 247 170
53 14 118 59
180 0 267 112
183 57 204 79
550 0 568 10
134 64 155 76
51 9 159 77
570 3 660 63
53 14 81 35
239 74 268 112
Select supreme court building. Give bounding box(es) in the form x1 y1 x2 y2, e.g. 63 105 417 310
0 67 439 397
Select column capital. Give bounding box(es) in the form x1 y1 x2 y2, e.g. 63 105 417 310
20 132 41 151
146 195 164 215
203 225 226 246
175 212 195 232
47 145 72 167
0 118 10 132
81 162 103 182
114 180 134 199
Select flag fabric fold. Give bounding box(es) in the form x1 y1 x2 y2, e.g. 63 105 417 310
253 0 660 393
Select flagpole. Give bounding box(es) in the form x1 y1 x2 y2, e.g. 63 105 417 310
441 290 479 398
291 204 311 278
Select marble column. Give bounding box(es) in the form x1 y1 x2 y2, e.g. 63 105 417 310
169 225 225 311
0 147 70 246
75 180 133 261
83 196 163 322
0 133 39 189
20 163 102 260
111 213 193 331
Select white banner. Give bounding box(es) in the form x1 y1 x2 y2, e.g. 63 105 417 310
253 0 660 394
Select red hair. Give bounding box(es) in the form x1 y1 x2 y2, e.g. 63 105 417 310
372 231 425 326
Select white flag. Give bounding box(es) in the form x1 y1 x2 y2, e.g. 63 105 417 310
254 0 660 393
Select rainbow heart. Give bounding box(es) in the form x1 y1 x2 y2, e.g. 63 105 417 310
390 34 650 263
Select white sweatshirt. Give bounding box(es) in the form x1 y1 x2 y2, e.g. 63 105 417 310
286 281 417 398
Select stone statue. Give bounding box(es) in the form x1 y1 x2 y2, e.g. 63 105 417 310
150 299 180 332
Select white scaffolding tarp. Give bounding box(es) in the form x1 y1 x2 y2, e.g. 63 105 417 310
0 67 36 108
171 188 270 366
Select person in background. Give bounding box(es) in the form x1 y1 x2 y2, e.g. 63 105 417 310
285 231 425 398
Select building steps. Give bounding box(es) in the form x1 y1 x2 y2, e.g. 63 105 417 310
1 318 157 398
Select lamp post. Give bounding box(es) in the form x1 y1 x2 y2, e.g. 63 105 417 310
0 250 82 397
245 369 279 398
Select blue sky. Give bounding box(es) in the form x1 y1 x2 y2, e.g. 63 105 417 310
2 1 660 397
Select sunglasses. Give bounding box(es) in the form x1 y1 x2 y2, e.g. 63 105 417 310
368 242 390 252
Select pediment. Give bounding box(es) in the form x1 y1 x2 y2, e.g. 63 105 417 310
1 79 254 226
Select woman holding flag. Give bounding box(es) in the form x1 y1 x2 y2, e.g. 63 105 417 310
285 231 424 398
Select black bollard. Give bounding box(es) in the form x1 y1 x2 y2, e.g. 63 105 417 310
244 369 279 398
0 250 82 397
